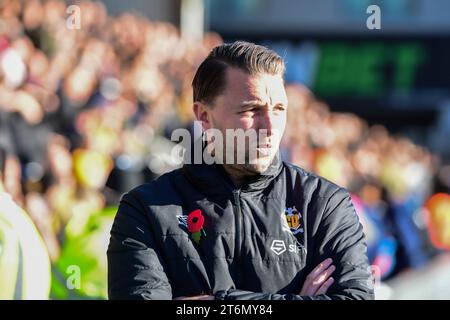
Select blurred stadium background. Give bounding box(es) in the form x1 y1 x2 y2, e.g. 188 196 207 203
0 0 449 300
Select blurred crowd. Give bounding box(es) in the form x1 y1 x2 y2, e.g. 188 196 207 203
0 0 448 299
282 85 449 282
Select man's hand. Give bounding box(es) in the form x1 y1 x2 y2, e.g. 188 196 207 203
173 295 214 300
300 258 336 296
173 258 335 300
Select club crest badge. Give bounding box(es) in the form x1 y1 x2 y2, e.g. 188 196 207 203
177 215 188 230
284 206 304 235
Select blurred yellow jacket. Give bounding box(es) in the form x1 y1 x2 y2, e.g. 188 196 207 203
0 192 51 299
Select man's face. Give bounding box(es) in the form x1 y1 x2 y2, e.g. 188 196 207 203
196 67 288 174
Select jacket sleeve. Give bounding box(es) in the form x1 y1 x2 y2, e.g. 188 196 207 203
215 188 375 300
107 193 172 300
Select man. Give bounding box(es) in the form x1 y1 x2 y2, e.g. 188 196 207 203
107 41 375 300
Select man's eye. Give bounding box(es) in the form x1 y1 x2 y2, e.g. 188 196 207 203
239 108 257 115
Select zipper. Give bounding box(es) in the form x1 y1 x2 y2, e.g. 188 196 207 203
232 189 243 285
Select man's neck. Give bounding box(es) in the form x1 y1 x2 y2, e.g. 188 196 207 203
222 164 257 188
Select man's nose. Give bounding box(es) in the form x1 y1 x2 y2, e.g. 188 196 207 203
257 106 274 136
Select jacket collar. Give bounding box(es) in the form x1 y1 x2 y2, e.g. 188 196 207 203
182 144 283 197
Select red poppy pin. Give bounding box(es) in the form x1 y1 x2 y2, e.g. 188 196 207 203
187 209 207 244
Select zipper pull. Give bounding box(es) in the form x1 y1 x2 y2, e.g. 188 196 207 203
232 189 240 205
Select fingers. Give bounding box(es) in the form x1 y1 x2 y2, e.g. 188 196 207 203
311 258 333 278
313 264 335 287
315 277 335 295
300 258 336 296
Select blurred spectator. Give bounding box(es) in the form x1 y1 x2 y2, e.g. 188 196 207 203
425 193 450 250
0 147 51 299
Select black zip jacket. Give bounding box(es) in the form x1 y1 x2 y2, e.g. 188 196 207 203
107 153 375 300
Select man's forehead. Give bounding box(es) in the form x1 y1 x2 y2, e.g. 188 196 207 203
224 68 287 103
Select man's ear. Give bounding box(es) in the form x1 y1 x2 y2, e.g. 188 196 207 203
193 101 212 130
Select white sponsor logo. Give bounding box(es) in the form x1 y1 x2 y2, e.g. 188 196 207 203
271 239 305 255
270 240 287 255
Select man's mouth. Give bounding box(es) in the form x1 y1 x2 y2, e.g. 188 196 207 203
256 144 273 156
